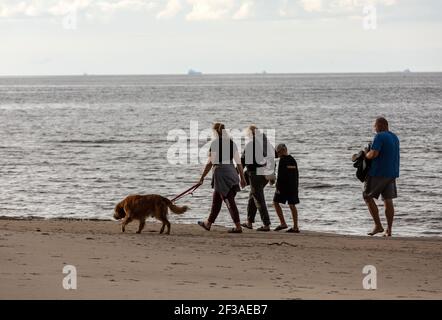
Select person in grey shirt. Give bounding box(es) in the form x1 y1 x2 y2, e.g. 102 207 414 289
197 123 247 233
241 125 272 231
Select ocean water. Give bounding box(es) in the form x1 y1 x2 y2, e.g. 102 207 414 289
0 73 441 237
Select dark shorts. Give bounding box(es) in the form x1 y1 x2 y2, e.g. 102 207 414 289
273 190 299 205
363 176 397 200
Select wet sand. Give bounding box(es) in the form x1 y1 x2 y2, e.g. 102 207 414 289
0 218 441 299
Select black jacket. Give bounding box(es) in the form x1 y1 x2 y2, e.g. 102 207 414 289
352 143 372 183
276 155 299 194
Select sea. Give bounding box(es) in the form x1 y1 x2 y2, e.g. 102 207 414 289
0 73 441 237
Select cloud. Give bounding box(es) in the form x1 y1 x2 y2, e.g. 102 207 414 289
0 0 400 21
156 0 182 19
0 1 52 18
299 0 322 12
232 1 254 20
98 0 157 13
378 0 397 5
48 0 92 16
277 0 400 19
0 0 156 18
186 0 235 21
305 0 399 12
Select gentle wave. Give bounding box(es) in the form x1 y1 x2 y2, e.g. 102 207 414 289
0 73 441 237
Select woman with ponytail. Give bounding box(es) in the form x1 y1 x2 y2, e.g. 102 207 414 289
197 123 247 233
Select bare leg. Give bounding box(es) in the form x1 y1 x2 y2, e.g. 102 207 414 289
364 197 384 235
273 202 287 227
383 199 394 237
288 204 299 231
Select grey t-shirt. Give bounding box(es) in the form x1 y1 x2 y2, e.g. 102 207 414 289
209 137 238 165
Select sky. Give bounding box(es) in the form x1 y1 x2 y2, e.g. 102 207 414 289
1 0 441 75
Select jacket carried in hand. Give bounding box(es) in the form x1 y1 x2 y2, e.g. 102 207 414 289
352 143 372 183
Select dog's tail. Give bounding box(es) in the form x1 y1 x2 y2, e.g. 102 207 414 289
164 198 188 215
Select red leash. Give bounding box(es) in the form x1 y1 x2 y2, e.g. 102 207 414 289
170 183 201 203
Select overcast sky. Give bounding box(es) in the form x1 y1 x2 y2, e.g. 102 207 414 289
1 0 441 75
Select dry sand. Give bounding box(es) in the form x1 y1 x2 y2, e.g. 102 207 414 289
0 218 441 299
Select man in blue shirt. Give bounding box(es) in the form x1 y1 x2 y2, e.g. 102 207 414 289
364 117 400 237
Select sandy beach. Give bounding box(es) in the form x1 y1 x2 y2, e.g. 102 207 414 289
0 218 441 300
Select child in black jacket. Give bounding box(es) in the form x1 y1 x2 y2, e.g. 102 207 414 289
273 144 300 233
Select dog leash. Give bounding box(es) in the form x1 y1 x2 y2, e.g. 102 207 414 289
171 183 201 203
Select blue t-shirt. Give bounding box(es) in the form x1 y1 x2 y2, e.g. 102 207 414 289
369 131 400 178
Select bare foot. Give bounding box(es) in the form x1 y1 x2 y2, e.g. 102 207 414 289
367 226 384 236
383 229 392 237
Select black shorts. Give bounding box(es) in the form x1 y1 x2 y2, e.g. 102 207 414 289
273 191 299 205
363 176 397 200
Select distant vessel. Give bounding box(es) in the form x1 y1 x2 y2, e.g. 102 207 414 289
187 69 202 75
386 69 412 74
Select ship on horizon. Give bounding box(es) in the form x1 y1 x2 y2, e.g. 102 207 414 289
187 69 202 75
386 68 412 74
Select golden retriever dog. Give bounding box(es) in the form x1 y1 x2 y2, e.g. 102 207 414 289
114 194 188 234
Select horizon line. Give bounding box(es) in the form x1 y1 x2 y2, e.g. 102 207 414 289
1 70 442 78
